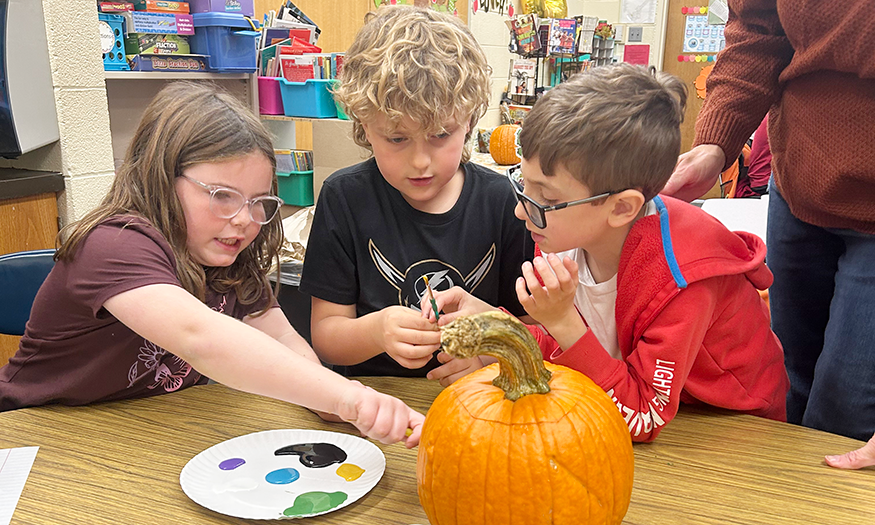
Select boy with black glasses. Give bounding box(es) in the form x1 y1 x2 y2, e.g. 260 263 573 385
425 64 789 442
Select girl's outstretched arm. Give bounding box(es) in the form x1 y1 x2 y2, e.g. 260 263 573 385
103 284 423 447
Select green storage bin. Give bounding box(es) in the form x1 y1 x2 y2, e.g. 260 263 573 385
277 170 314 206
335 98 349 120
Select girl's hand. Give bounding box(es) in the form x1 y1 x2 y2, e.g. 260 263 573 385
516 254 579 328
421 286 495 326
336 382 425 448
426 352 488 387
376 306 442 369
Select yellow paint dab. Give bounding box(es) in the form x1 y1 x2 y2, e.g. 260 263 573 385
336 463 365 481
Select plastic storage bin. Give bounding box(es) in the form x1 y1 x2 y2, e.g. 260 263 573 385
98 14 129 71
277 170 314 206
258 77 284 115
278 78 338 118
188 0 255 17
190 12 259 72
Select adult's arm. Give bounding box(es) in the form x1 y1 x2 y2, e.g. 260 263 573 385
663 0 793 200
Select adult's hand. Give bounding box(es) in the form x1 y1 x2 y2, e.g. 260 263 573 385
824 432 875 469
662 144 726 202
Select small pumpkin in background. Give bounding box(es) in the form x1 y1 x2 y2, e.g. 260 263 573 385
489 124 522 165
417 312 634 525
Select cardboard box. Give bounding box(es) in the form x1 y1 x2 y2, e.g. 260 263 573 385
132 0 190 13
125 33 191 54
121 11 195 35
311 119 370 202
99 2 135 12
126 53 208 71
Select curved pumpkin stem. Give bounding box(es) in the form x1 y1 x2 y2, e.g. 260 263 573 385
440 311 551 401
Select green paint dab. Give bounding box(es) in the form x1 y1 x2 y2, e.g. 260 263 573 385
282 491 348 517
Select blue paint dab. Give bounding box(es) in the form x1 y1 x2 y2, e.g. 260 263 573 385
265 467 300 485
218 458 246 470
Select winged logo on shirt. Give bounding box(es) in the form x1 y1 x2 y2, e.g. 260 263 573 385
368 239 495 309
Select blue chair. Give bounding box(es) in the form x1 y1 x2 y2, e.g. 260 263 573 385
0 249 55 336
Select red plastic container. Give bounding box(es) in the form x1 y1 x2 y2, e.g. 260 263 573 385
258 77 283 115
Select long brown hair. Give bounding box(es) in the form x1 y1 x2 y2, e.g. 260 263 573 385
57 81 282 310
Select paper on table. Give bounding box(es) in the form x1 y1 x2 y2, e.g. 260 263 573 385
0 447 38 525
701 195 769 243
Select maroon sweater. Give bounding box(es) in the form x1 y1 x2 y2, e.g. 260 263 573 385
694 0 875 233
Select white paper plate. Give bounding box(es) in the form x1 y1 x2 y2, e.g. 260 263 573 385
180 429 386 519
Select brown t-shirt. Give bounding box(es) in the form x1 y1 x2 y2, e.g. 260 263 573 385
0 216 270 411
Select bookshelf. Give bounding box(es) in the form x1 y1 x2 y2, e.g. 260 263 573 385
104 74 254 169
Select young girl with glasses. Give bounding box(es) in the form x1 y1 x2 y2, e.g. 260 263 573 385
0 82 423 447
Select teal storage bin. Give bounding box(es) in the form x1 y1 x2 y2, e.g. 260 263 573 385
278 78 338 118
98 14 129 71
277 170 314 206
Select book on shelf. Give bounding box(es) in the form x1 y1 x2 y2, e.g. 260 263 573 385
259 38 291 76
273 18 319 45
278 0 321 42
548 18 577 55
508 13 541 56
278 53 344 82
508 58 537 97
279 55 316 82
537 20 551 55
506 104 532 125
277 36 321 55
574 16 598 54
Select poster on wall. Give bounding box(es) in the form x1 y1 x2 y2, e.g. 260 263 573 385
620 0 657 24
708 0 729 25
682 15 725 53
374 0 458 15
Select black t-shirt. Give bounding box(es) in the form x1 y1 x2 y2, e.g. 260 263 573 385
300 158 533 376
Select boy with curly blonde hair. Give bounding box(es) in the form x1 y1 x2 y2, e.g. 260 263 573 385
428 64 789 441
300 6 532 377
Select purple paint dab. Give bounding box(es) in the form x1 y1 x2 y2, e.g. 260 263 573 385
218 457 246 470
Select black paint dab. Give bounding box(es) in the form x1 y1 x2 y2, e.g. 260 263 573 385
275 443 348 468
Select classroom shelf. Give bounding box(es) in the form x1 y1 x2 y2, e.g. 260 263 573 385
104 71 250 80
259 115 346 122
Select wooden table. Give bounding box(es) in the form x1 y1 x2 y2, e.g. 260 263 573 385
1 378 873 524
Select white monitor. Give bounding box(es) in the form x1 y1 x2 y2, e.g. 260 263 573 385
0 0 59 158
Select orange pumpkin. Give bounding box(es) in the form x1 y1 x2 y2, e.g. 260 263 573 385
417 312 634 525
490 124 521 165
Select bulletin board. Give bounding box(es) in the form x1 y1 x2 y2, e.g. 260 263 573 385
682 14 725 53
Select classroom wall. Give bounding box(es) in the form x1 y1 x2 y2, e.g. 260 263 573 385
0 0 115 227
470 0 668 128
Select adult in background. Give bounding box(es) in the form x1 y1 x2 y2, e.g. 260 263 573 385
661 0 875 467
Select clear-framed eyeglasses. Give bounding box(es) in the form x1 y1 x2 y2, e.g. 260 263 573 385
180 175 284 225
505 164 619 229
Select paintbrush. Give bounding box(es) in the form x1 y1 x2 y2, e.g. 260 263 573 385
423 275 440 322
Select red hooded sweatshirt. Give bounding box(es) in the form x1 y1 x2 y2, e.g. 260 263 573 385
530 196 789 442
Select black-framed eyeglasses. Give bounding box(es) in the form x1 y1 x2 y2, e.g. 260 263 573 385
505 164 618 229
180 175 284 225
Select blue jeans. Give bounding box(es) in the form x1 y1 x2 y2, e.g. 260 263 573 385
768 179 875 440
